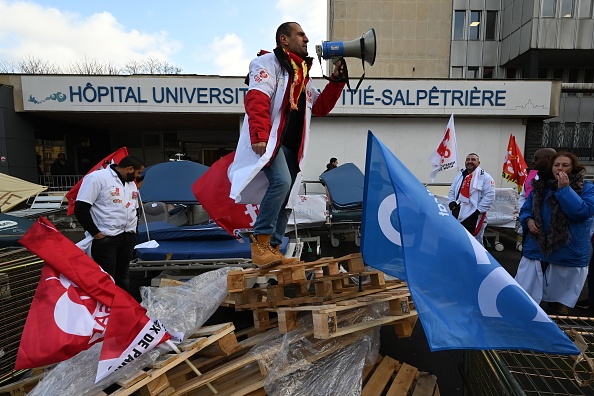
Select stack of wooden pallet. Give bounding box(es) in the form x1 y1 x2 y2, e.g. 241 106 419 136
226 253 418 339
0 253 437 395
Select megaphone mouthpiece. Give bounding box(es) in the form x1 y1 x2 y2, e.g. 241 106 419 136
317 28 376 66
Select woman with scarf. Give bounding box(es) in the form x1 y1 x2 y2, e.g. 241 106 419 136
515 152 594 314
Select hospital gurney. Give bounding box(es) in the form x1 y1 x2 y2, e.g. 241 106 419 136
318 163 364 247
132 221 291 271
427 184 518 251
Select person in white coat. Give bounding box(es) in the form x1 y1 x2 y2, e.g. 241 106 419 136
448 153 496 245
228 22 346 268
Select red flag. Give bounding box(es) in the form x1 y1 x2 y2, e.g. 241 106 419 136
66 147 129 215
192 152 258 236
16 217 169 382
502 134 528 190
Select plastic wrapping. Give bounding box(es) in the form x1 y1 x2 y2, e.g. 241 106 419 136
28 267 231 396
28 343 161 396
140 267 232 338
250 302 386 396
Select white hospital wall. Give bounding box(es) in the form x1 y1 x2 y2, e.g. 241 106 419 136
303 116 526 192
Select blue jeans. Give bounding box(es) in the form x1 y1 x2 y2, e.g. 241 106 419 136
254 145 298 246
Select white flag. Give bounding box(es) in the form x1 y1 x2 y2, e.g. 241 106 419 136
429 114 459 181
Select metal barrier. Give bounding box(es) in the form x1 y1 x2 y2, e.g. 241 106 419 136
37 175 82 191
462 316 594 395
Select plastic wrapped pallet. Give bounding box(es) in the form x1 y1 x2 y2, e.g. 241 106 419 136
250 302 387 396
27 267 231 396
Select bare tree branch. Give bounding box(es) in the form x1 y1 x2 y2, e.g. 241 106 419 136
1 56 182 75
17 55 61 74
0 59 17 73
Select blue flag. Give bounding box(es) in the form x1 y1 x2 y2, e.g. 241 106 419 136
361 131 578 355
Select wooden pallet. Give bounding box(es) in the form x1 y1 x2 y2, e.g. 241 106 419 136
362 355 439 396
277 289 418 339
227 253 366 293
171 330 364 396
231 271 394 309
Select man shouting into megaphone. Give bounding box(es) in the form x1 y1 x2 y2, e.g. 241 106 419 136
228 21 346 268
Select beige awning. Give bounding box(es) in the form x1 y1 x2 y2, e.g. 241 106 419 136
0 173 48 212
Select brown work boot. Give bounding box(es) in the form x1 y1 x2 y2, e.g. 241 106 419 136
250 234 282 269
271 244 298 265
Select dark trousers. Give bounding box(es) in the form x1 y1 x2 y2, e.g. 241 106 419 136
460 210 480 234
91 232 136 292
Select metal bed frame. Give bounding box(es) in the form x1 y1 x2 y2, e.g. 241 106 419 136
463 315 594 395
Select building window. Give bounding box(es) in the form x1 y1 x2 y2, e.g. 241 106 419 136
542 0 556 16
560 0 575 16
506 68 517 79
451 66 463 78
538 68 549 78
453 10 465 40
584 68 594 82
568 68 579 82
469 11 481 40
485 11 498 40
578 0 592 17
483 67 494 78
467 67 479 78
553 67 564 79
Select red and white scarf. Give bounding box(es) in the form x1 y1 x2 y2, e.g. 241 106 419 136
284 49 309 110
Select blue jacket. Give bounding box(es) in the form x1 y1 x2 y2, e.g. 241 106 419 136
520 181 594 267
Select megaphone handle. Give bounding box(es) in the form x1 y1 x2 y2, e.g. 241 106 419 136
349 37 367 93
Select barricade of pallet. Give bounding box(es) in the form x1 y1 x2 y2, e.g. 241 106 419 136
228 253 402 310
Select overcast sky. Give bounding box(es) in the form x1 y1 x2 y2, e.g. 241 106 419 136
0 0 328 76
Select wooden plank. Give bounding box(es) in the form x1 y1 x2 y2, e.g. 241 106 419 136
362 355 383 384
116 371 149 389
184 362 264 396
138 374 170 396
314 312 418 339
386 362 418 396
362 355 400 396
171 353 258 395
159 278 184 287
199 332 242 357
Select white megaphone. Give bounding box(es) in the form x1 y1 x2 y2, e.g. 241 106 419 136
315 28 376 66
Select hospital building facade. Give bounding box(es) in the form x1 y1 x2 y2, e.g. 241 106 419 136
0 0 593 189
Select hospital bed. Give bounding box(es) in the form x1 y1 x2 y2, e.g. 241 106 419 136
131 220 291 272
318 163 364 247
426 184 519 251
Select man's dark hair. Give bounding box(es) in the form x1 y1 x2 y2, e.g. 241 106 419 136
330 157 337 163
276 22 297 46
118 155 144 170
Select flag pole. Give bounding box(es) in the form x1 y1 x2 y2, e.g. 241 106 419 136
165 340 218 394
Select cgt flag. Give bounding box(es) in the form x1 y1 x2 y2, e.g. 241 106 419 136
192 152 259 237
66 147 129 215
16 217 169 382
502 134 528 190
361 131 578 354
429 114 459 182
